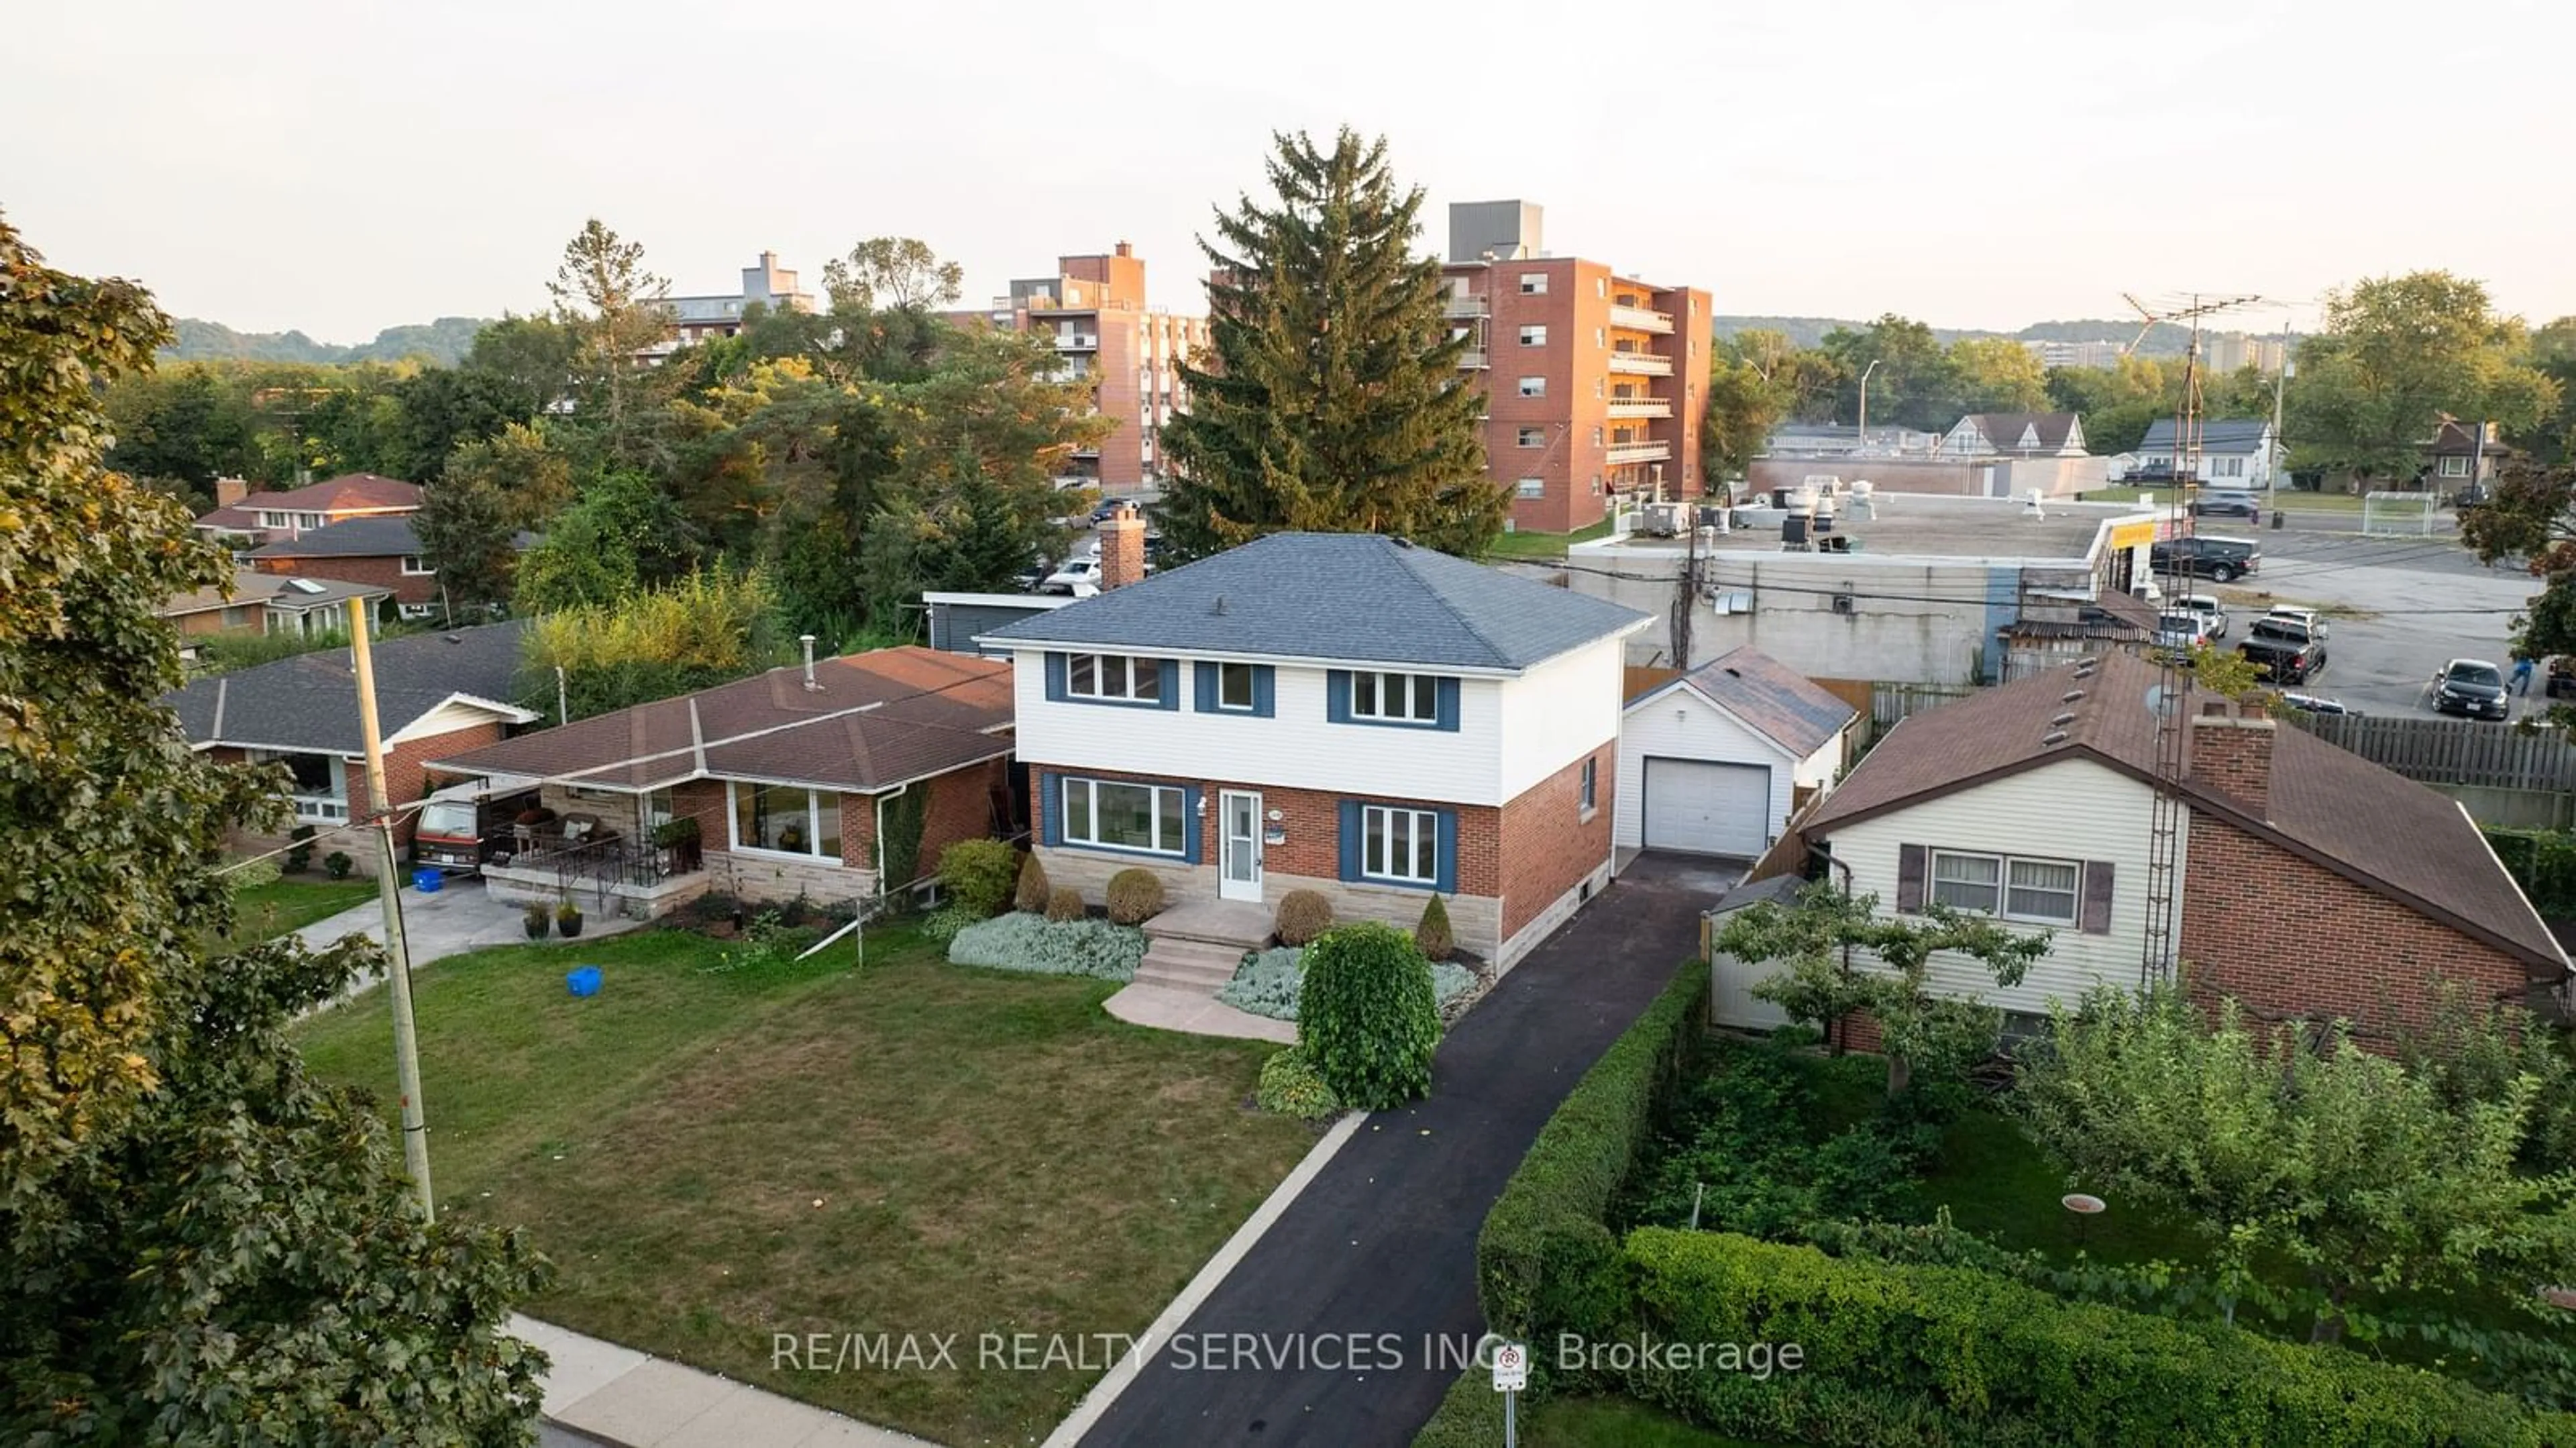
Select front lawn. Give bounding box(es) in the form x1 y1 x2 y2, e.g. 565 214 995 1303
1529 1396 1786 1447
294 925 1316 1447
1489 517 1617 561
230 875 376 941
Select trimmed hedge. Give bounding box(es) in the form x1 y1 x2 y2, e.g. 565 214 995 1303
1614 1227 2576 1448
1476 960 1710 1344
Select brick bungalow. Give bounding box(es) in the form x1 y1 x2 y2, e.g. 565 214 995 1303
1787 650 2569 1047
423 646 1018 915
163 620 539 875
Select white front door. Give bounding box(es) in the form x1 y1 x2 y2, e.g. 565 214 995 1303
1219 790 1264 902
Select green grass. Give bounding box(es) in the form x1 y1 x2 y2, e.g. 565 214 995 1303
1919 1106 2204 1266
1526 1396 1788 1447
229 876 376 941
293 926 1316 1447
1489 517 1619 561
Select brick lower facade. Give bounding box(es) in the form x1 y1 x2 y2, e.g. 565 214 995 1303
2180 809 2539 1046
1026 749 1611 970
674 760 1010 909
251 554 439 607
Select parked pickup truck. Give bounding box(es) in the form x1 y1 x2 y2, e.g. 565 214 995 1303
2237 617 2326 684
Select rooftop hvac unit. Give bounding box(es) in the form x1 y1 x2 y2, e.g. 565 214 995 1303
1640 503 1683 537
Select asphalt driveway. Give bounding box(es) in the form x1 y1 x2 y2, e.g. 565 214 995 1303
1076 851 1736 1448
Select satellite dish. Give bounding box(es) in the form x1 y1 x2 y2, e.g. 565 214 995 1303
2145 683 2181 717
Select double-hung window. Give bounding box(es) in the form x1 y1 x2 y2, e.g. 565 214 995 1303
1351 670 1439 723
1215 660 1256 712
1360 805 1440 885
1579 756 1598 815
1066 653 1161 703
1061 777 1187 856
1929 849 2080 926
400 555 435 575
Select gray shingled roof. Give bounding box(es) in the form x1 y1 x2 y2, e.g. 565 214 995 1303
247 515 423 559
1641 645 1857 758
982 532 1651 670
2138 419 2269 454
164 620 532 754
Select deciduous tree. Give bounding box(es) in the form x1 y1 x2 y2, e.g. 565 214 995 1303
2287 272 2559 486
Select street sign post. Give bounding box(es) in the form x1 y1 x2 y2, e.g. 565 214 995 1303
1491 1340 1527 1446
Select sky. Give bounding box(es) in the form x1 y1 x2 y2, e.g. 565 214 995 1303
8 0 2571 345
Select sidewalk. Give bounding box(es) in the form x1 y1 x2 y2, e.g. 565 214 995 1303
517 1316 935 1448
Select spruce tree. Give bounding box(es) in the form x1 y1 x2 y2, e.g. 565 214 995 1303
1159 127 1503 560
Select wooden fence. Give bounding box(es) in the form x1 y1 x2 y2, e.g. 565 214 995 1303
1867 682 1975 734
2286 712 2576 794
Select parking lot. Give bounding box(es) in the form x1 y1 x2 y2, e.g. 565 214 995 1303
2191 519 2546 717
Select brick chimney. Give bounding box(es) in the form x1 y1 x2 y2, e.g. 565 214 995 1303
1099 503 1146 590
2188 698 2274 816
1114 240 1134 258
215 476 250 508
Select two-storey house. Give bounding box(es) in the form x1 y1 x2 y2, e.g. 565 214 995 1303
984 531 1654 970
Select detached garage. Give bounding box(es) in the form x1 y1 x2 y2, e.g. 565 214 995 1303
1618 647 1860 864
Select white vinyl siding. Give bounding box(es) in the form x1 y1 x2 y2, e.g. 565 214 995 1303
1821 758 2172 1017
1613 679 1841 852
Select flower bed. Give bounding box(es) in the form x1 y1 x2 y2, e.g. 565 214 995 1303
947 911 1145 980
1218 945 1474 1021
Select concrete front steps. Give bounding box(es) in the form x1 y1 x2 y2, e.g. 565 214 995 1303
1134 898 1273 994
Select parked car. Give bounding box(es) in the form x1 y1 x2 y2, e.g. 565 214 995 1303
2279 692 2355 716
1088 499 1126 525
2429 658 2510 721
2176 594 2229 639
2449 483 2492 511
411 780 544 875
2154 611 2211 653
2191 489 2263 523
1040 556 1105 595
2261 605 2330 640
2548 656 2576 700
2237 616 2326 684
2149 535 2261 583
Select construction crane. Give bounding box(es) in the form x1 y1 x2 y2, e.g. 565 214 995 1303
2129 289 2262 989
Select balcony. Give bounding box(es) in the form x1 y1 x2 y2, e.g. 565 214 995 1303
1054 333 1099 351
1606 397 1672 419
291 793 351 823
1442 294 1489 318
1458 349 1489 370
1607 350 1672 376
1609 302 1674 334
1605 440 1672 466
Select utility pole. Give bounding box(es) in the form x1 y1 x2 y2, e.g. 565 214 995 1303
1672 508 1701 668
2268 319 2292 492
1856 359 1883 454
350 599 435 1221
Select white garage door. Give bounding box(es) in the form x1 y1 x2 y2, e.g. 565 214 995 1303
1642 758 1770 857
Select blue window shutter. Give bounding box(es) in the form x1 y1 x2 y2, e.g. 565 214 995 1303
1182 786 1203 864
1252 665 1276 718
1337 800 1362 882
1436 677 1462 732
1158 660 1181 711
1044 653 1068 703
1040 773 1063 847
1327 670 1352 724
1192 660 1217 713
1435 809 1459 893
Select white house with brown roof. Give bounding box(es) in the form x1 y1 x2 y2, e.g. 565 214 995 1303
1617 647 1860 860
1782 651 2569 1045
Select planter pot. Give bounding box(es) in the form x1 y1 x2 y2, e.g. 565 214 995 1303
523 918 551 940
558 915 585 938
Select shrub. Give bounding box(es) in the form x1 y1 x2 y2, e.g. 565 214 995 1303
323 851 354 880
1256 1048 1343 1121
938 839 1021 917
1414 893 1454 961
1477 963 1709 1345
1614 1227 2575 1447
918 904 980 948
1014 853 1053 913
1297 922 1440 1112
947 913 1145 980
1046 886 1087 923
227 856 281 891
706 909 816 974
1222 947 1477 1023
1275 888 1333 946
284 824 318 874
1105 868 1165 925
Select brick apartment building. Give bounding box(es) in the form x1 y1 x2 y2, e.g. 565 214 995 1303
953 244 1209 495
643 250 816 361
1440 201 1710 534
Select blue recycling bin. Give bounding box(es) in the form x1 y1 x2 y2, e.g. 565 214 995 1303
411 868 443 894
566 966 602 998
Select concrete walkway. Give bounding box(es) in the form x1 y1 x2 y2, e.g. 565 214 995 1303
516 1316 934 1448
299 877 646 1000
1073 851 1737 1447
1103 981 1297 1042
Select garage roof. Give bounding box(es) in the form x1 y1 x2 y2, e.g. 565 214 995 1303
1631 646 1858 760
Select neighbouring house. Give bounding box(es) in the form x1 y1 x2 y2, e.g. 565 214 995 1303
157 568 393 656
1767 651 2569 1045
1568 490 2163 684
2132 418 2278 488
192 473 422 550
1938 411 2088 460
246 515 443 613
924 591 1071 658
1617 647 1861 861
163 621 539 873
422 646 1018 917
2424 418 2511 490
983 529 1654 970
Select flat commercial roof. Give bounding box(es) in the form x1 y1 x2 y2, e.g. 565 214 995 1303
1578 493 2152 564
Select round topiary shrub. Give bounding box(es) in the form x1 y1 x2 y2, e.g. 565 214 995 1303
1046 886 1087 923
938 839 1021 917
1014 853 1053 914
1256 1047 1344 1121
1275 888 1334 947
1414 893 1454 962
1105 868 1166 925
1297 921 1439 1110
